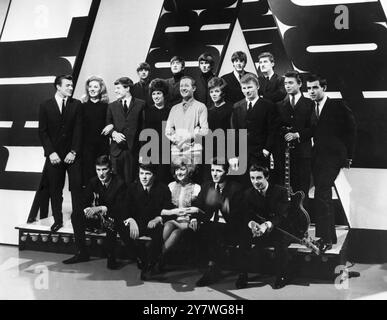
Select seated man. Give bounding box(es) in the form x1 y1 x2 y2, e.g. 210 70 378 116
63 155 139 270
237 165 291 289
127 162 174 280
194 158 244 287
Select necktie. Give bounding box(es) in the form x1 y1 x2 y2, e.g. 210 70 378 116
290 95 295 108
213 184 221 222
315 101 320 120
247 101 252 112
123 100 128 114
62 99 66 114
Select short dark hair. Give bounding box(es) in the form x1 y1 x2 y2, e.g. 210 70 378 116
95 155 112 168
305 74 328 88
114 77 134 88
284 70 302 84
240 73 259 87
207 77 227 93
180 75 196 87
170 56 185 68
249 164 269 178
149 78 169 96
231 51 247 63
258 52 274 63
198 52 215 68
211 157 229 173
139 162 157 175
54 75 73 89
136 62 151 73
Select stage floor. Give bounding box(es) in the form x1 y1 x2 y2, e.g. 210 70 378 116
0 244 385 300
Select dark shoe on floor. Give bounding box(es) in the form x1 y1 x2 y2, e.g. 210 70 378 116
235 273 248 289
317 239 333 253
196 266 219 287
141 266 152 281
107 257 119 270
63 252 90 264
136 258 145 270
273 275 290 289
51 221 63 232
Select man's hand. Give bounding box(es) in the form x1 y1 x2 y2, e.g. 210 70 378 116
248 221 267 237
344 158 352 169
184 207 199 214
84 207 98 218
112 131 126 144
189 218 198 231
49 152 61 165
284 132 299 142
101 124 114 136
262 149 270 157
64 152 75 164
229 157 239 171
147 216 162 229
124 218 139 240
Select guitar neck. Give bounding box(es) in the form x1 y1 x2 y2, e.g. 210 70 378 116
284 145 291 198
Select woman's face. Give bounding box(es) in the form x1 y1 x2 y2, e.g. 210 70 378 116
88 80 101 99
175 166 188 182
209 86 223 104
152 90 165 106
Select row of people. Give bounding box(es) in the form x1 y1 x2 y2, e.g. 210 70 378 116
63 155 291 290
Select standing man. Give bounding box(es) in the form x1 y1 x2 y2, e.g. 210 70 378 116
132 62 153 107
106 77 146 185
275 71 314 200
166 56 186 106
258 52 286 103
306 74 356 251
221 51 254 104
38 75 82 232
195 52 215 106
231 73 279 185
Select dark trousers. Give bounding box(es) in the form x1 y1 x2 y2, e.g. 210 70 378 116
312 160 340 244
45 158 82 224
139 224 164 266
239 228 290 277
111 149 137 186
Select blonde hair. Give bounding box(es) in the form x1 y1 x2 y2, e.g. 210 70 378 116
82 75 109 103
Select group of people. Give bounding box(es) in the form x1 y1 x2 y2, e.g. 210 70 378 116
36 50 357 289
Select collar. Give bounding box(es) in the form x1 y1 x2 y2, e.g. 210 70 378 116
316 94 328 112
181 97 195 109
264 71 274 80
289 91 302 105
121 95 132 105
246 96 259 108
215 181 226 192
233 70 245 82
55 93 68 108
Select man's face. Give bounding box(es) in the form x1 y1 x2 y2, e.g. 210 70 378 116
209 86 223 104
171 60 183 74
56 79 73 97
258 57 274 74
96 164 112 184
249 170 268 191
306 80 325 101
152 90 165 106
211 165 227 184
138 69 150 81
232 58 246 73
199 60 211 74
241 80 258 101
88 80 101 99
284 77 301 95
180 78 195 100
139 168 154 188
114 84 130 100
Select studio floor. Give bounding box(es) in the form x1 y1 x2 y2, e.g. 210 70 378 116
0 245 386 300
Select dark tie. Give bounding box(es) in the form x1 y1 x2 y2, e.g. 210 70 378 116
123 100 128 114
102 183 107 191
213 184 221 222
290 95 295 108
62 99 66 114
247 101 252 112
315 101 320 120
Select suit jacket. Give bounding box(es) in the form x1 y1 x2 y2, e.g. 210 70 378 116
276 95 314 158
221 71 254 104
38 97 82 159
258 73 286 103
311 98 357 167
106 97 145 157
194 180 244 227
243 184 289 228
231 97 279 156
83 174 128 221
194 72 214 106
166 73 184 106
128 181 173 232
132 79 152 107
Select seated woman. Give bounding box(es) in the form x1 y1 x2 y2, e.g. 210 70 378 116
160 157 202 265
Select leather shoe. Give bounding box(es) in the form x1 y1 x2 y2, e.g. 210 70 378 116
63 253 89 264
273 275 289 289
51 222 63 232
107 257 119 270
317 239 333 253
235 273 248 289
196 265 219 287
136 258 145 270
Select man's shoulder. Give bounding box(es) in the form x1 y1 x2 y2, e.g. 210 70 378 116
132 97 146 107
233 98 246 109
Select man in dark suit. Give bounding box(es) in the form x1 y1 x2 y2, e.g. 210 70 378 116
237 165 291 289
194 158 244 287
275 71 314 201
257 52 286 103
195 52 215 106
132 62 153 107
221 51 254 104
230 73 279 186
63 155 138 269
38 74 82 232
166 56 185 106
127 163 174 280
306 74 357 251
106 77 146 185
